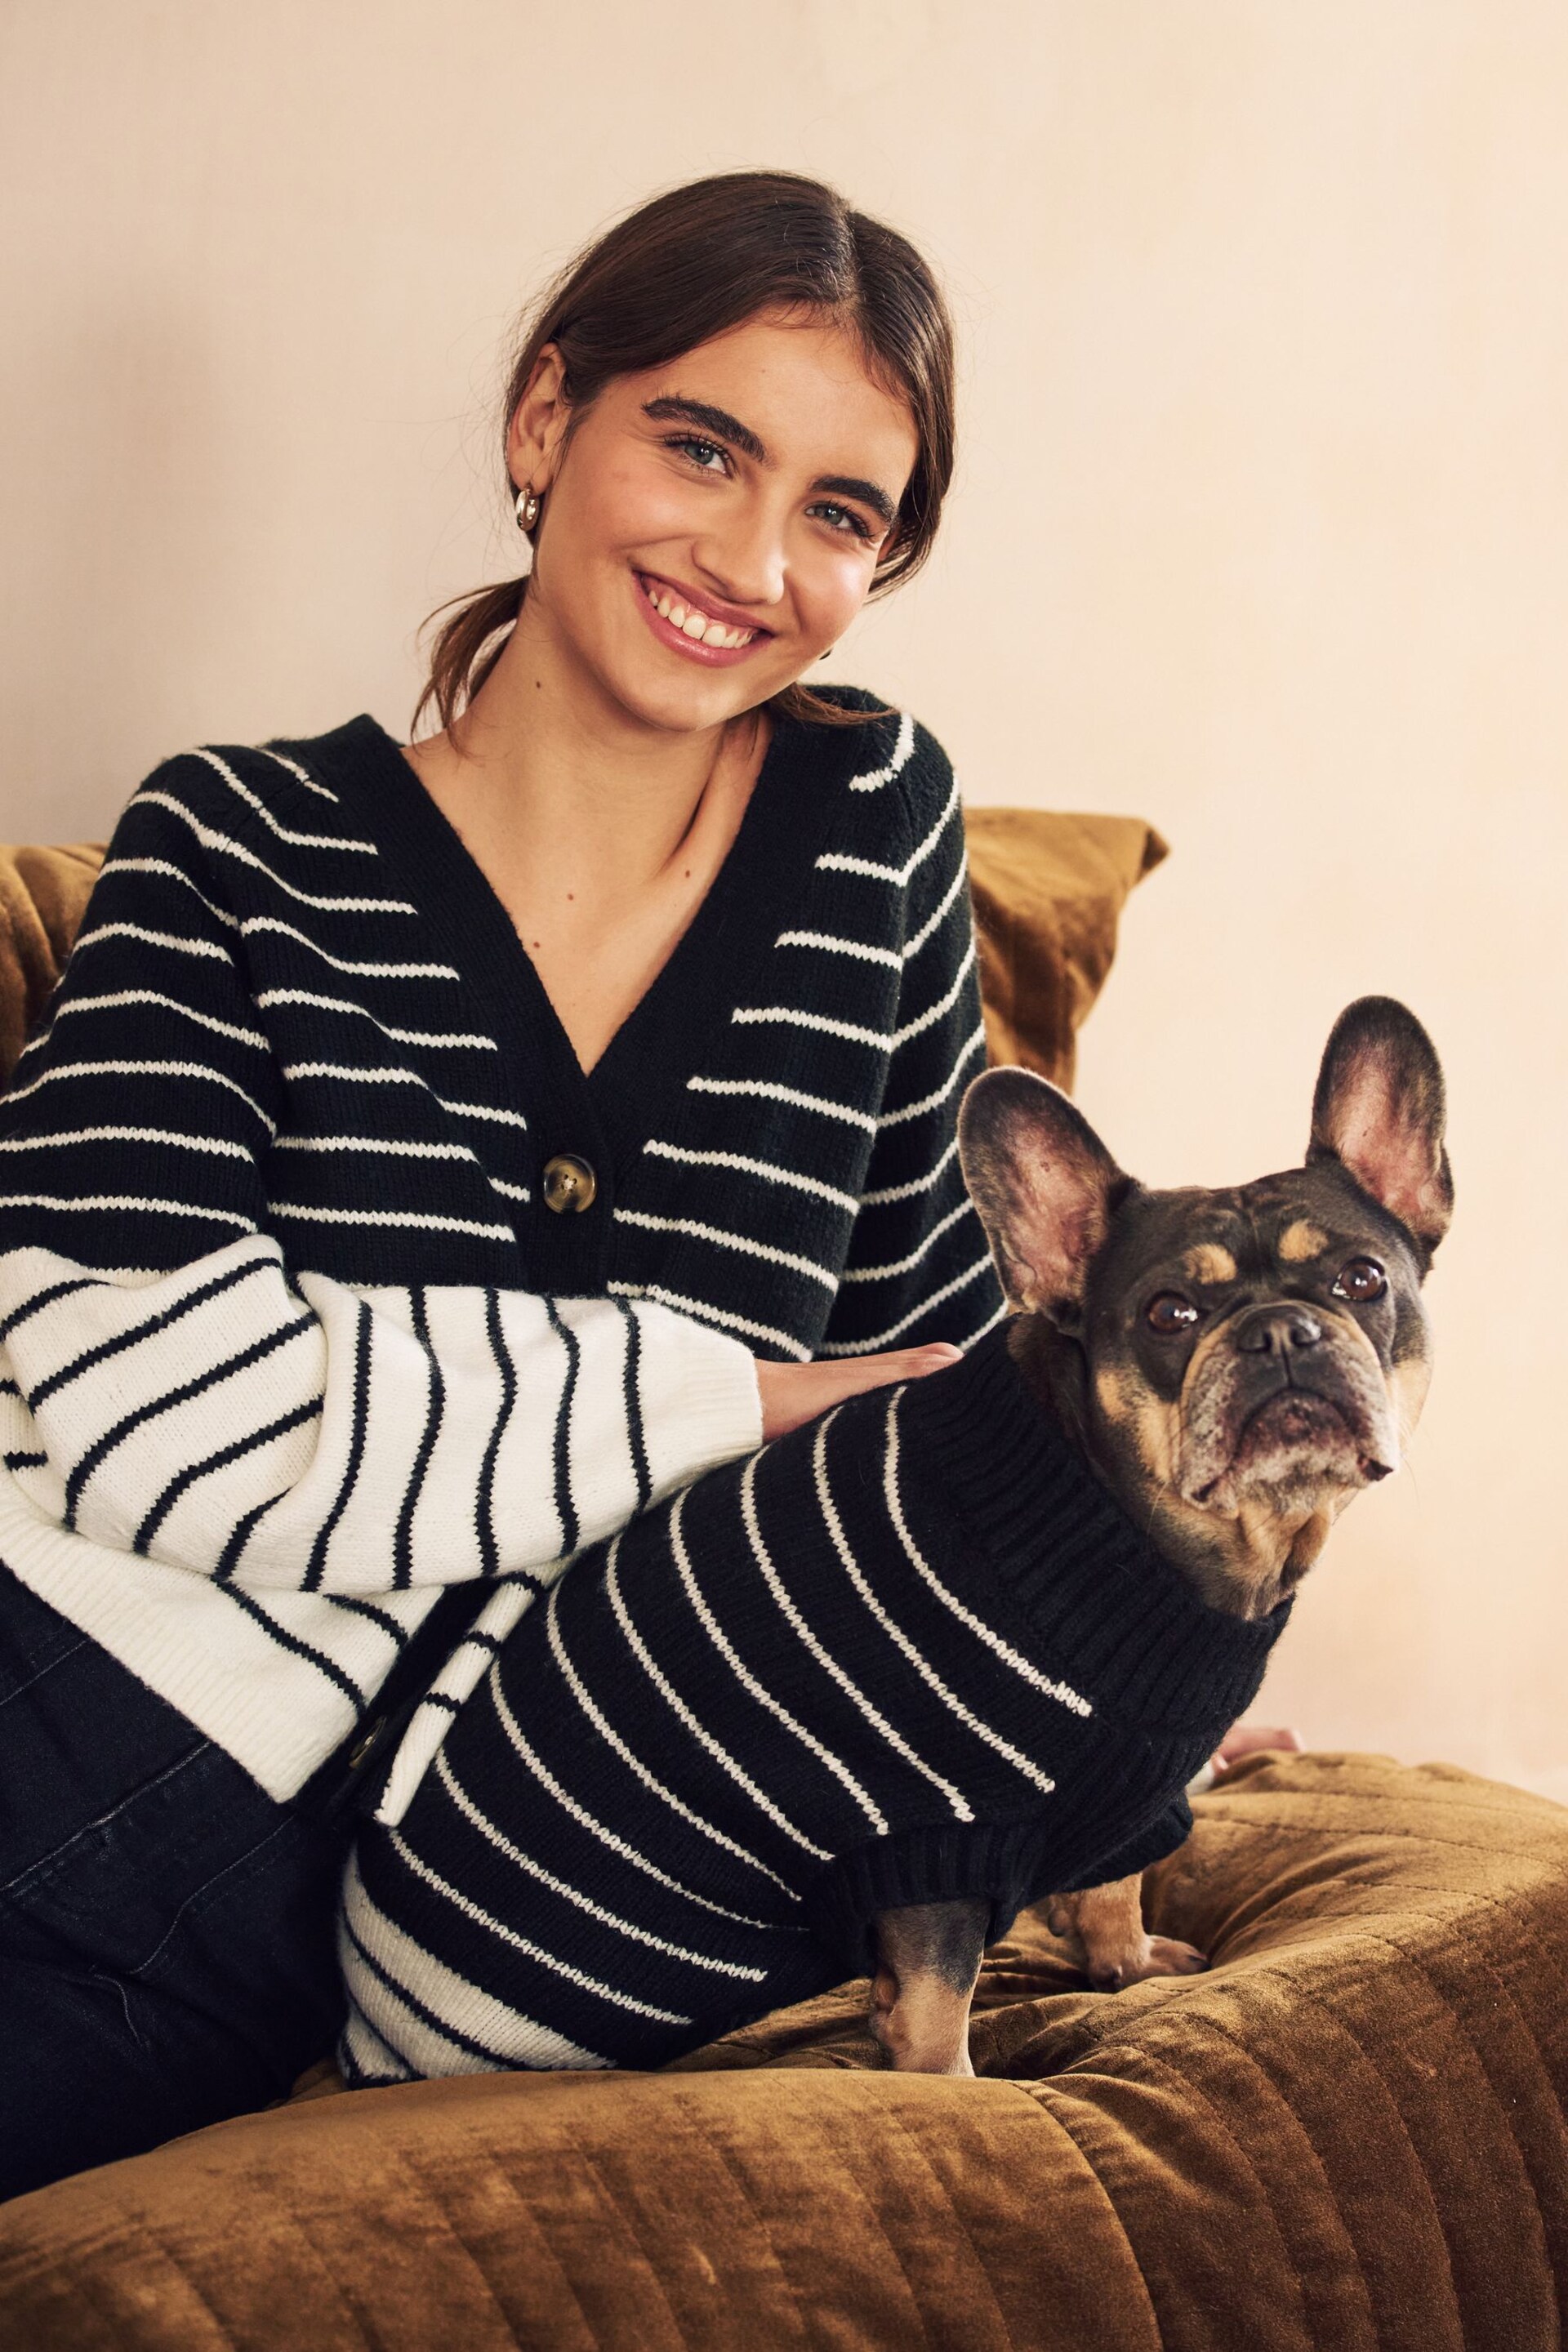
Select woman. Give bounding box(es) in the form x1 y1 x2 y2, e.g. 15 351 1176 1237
0 170 1007 2198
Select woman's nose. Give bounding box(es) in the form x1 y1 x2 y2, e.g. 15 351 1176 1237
690 497 789 612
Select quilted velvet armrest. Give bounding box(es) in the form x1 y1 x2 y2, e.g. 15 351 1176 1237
2 1754 1562 2350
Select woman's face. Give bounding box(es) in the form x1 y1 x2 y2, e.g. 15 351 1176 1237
509 311 920 733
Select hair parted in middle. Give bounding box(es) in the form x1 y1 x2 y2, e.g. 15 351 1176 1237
415 168 957 741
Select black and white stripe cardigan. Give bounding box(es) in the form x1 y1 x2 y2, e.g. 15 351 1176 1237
341 1323 1289 2082
0 692 1005 1808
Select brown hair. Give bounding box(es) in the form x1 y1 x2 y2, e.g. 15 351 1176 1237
413 169 956 741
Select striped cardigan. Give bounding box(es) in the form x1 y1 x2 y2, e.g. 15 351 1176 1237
0 693 1005 1811
341 1322 1289 2082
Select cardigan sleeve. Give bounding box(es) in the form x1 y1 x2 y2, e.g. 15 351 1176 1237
814 724 1005 1360
0 791 761 1596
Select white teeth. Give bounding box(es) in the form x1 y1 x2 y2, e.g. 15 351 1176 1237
644 579 754 649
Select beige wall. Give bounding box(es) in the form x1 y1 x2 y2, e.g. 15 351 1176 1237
3 1 1564 1795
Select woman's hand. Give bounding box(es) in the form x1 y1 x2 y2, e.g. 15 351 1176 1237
754 1343 963 1445
1208 1725 1304 1776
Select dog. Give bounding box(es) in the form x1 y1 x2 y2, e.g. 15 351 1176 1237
343 996 1450 2088
868 994 1451 2073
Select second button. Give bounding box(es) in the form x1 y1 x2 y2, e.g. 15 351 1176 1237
541 1153 598 1214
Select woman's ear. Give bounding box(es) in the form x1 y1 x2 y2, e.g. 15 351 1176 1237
957 1067 1130 1326
506 343 572 497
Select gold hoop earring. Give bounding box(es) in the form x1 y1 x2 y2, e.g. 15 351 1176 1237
514 487 541 532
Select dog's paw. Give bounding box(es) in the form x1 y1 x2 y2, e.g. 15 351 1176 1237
1087 1936 1209 1993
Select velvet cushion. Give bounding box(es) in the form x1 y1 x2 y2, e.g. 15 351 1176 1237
0 811 1166 1094
0 843 104 1085
0 1753 1563 2347
964 808 1167 1089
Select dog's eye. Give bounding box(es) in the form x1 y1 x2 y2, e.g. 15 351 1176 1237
1333 1258 1387 1303
1146 1293 1202 1335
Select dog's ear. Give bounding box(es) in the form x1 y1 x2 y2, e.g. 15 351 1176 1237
958 1067 1131 1325
1307 997 1453 1253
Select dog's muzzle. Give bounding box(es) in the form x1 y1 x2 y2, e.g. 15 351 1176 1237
1176 1302 1401 1508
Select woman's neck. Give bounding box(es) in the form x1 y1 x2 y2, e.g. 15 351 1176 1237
403 591 771 1074
412 590 759 878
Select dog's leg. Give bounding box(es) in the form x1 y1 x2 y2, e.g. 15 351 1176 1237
1046 1874 1207 1991
869 1899 989 2074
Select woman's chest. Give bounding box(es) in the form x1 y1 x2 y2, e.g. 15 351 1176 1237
492 867 722 1079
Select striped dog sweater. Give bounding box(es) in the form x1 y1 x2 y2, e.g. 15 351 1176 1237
341 1322 1289 2081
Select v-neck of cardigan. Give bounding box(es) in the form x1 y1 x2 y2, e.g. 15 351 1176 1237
298 708 860 1180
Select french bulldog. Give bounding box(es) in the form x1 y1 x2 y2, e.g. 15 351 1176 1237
868 994 1451 2074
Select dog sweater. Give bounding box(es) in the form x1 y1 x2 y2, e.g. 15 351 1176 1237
0 694 1005 1806
341 1321 1290 2081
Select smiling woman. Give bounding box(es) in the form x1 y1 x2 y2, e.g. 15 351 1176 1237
416 171 951 747
493 323 919 715
0 169 1167 2190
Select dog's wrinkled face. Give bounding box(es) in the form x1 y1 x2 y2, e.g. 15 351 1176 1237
1080 1164 1430 1559
959 998 1453 1614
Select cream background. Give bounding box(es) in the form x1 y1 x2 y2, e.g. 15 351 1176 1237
2 2 1562 1796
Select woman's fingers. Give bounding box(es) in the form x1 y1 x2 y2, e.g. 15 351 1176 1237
831 1343 964 1392
755 1343 962 1444
1208 1725 1306 1775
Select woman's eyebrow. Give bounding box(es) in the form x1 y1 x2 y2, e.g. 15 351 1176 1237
642 395 765 462
811 473 896 528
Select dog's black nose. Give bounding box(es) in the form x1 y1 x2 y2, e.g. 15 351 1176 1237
1233 1303 1325 1356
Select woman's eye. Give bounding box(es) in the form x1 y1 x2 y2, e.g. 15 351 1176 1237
808 501 873 541
1145 1293 1203 1336
1333 1258 1388 1303
670 436 728 474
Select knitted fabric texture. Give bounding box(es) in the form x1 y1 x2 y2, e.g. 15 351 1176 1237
341 1323 1288 2082
0 696 1005 1803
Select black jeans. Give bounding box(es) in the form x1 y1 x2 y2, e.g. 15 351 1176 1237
0 1566 353 2202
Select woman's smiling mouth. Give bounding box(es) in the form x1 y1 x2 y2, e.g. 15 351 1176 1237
635 571 770 662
